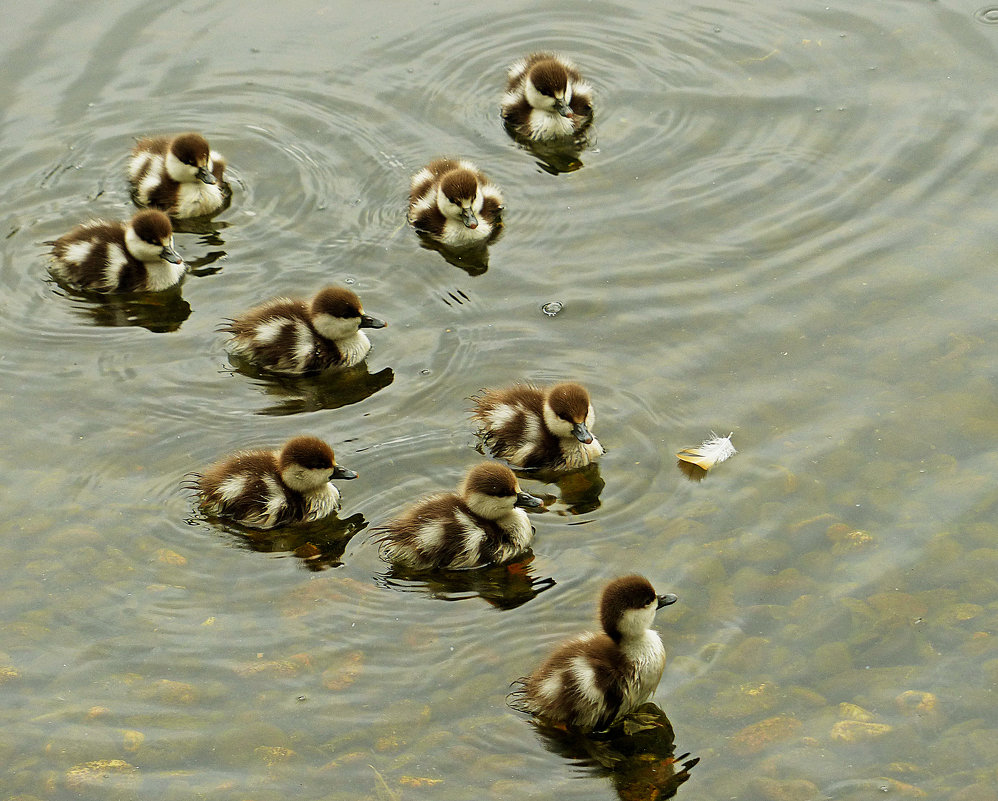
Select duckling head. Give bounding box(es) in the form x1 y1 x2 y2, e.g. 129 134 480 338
461 462 543 520
278 435 357 493
124 210 183 264
309 286 387 342
166 132 217 185
599 575 678 643
543 382 596 444
524 58 575 118
436 168 484 229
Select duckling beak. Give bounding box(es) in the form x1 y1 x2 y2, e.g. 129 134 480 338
657 593 679 609
196 166 216 185
572 422 594 444
160 244 184 264
360 314 387 330
555 98 574 118
515 491 544 509
461 207 479 229
331 465 358 480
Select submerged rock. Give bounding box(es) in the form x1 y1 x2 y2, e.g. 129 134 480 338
830 719 892 742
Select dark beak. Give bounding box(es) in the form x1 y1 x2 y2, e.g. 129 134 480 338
515 491 544 509
572 422 594 444
360 314 387 329
160 244 184 264
555 98 574 118
196 166 216 185
332 465 358 480
461 207 479 229
657 593 679 609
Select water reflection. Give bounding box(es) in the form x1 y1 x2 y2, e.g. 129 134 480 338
503 128 591 175
52 283 192 333
413 233 492 276
224 360 395 416
526 704 699 800
484 460 606 514
206 512 368 572
376 556 556 610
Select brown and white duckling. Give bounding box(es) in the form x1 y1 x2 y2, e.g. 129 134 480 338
222 286 386 376
472 382 604 471
512 575 678 732
49 209 185 293
128 132 230 219
408 158 504 247
191 435 357 530
501 53 594 142
377 462 543 570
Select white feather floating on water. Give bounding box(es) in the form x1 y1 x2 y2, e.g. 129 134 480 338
676 432 736 470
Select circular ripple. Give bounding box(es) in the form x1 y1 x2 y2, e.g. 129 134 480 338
975 6 998 23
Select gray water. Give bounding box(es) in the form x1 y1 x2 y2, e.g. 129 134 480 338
3 0 998 799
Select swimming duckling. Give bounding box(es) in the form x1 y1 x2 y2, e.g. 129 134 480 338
512 575 678 732
128 132 230 219
191 435 356 529
472 382 603 471
501 53 594 142
49 209 185 293
377 462 543 570
222 286 387 376
408 158 504 247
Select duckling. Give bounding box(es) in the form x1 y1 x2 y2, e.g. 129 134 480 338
472 382 603 470
190 435 356 529
501 53 594 142
49 209 186 293
408 158 504 247
512 575 678 732
222 286 387 376
377 462 543 570
128 132 230 219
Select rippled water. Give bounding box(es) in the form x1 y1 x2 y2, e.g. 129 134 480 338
3 0 998 798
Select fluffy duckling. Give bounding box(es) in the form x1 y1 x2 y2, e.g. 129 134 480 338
501 53 594 142
191 435 356 529
222 286 386 376
472 382 603 470
513 575 678 732
377 462 543 570
408 158 504 247
49 209 185 293
128 132 230 219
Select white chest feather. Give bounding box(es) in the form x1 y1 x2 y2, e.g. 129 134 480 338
561 436 603 469
440 219 493 247
335 331 372 367
527 110 577 140
304 483 341 521
174 182 226 218
620 632 666 710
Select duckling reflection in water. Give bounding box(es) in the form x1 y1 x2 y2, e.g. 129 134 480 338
377 554 556 611
526 703 699 800
224 512 368 572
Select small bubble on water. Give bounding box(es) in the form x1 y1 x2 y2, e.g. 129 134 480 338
343 276 355 284
713 26 722 33
420 369 431 376
541 301 564 317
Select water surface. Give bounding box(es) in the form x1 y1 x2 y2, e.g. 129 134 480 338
2 0 998 799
